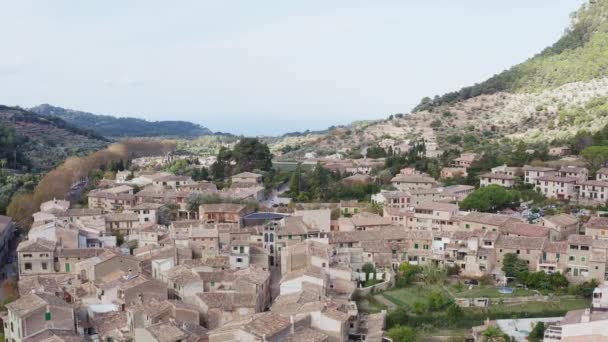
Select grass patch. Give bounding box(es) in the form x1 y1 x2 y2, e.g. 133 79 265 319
357 296 388 313
449 285 537 298
382 285 448 307
478 297 589 315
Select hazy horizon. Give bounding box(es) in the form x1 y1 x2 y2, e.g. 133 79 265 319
0 1 586 136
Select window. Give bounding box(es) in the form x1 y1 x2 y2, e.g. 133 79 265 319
465 224 470 229
569 256 575 261
41 262 47 270
239 246 244 254
65 263 70 272
414 243 419 249
236 258 243 262
24 263 32 270
45 311 52 321
22 254 32 258
581 257 586 262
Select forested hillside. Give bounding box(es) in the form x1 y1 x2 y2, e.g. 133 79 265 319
270 0 608 158
0 105 110 215
31 104 212 138
0 105 108 171
415 0 608 111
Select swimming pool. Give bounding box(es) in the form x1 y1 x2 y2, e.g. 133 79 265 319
498 287 514 294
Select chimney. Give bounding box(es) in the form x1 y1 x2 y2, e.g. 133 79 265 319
290 315 295 334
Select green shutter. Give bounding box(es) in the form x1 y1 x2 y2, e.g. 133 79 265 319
414 243 419 249
45 311 51 321
65 263 70 272
239 246 244 253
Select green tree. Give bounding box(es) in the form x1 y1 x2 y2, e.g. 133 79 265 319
502 253 529 279
460 185 520 213
582 145 608 173
232 138 273 172
366 146 387 158
387 325 417 342
422 264 447 285
396 262 422 287
528 322 545 342
362 263 375 282
482 326 506 342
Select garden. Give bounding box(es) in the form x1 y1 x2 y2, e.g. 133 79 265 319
356 260 595 341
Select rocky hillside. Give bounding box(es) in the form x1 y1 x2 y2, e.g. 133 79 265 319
275 0 608 157
0 105 109 170
30 104 213 138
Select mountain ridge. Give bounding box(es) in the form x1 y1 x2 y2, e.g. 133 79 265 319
30 104 213 138
271 0 608 157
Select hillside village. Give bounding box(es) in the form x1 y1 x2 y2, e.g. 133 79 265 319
2 132 608 341
5 1 608 341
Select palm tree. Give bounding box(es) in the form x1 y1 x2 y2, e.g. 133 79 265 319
482 326 505 342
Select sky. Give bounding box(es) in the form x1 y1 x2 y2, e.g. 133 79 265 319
0 0 586 136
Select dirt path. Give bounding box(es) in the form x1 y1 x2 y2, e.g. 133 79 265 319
374 294 397 310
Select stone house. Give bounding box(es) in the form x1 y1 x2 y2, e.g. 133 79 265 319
17 238 56 276
410 201 459 232
559 166 588 181
128 202 164 225
541 214 579 241
126 299 200 336
523 165 557 184
371 191 410 209
199 203 252 225
597 167 608 181
459 212 515 232
584 216 608 239
230 172 263 186
87 187 135 213
495 235 547 272
391 175 438 191
451 153 477 168
565 235 608 282
479 172 516 188
3 293 74 342
538 241 568 274
440 167 467 179
105 212 139 234
491 164 521 177
578 180 608 204
230 240 251 270
535 176 578 200
549 146 571 156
